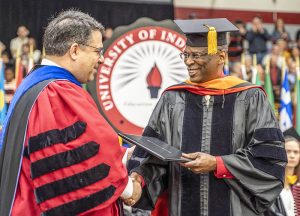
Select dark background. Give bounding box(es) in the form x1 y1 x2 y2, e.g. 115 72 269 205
0 0 174 50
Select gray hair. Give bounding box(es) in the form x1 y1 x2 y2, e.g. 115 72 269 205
43 9 104 56
218 44 228 53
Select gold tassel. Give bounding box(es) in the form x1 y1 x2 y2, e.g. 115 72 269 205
118 136 123 146
204 24 217 55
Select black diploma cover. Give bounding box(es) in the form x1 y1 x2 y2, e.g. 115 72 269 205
118 133 190 162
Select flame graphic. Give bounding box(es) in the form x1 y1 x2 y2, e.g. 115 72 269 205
146 64 162 87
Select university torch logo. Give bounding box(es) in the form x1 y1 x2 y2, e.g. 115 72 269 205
97 25 188 134
146 63 162 98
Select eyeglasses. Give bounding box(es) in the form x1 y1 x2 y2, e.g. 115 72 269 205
79 43 104 57
179 52 208 60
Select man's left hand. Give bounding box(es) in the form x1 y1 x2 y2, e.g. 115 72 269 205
180 152 217 174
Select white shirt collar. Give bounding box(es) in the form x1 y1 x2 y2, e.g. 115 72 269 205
41 59 62 68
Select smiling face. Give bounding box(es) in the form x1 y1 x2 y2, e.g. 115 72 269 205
183 46 224 83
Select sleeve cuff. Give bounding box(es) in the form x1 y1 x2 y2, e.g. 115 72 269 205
120 177 133 199
122 148 129 166
139 175 145 188
214 156 234 179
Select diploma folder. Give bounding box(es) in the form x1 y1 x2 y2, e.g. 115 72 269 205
118 133 190 162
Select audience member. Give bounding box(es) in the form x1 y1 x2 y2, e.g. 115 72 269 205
243 54 253 82
262 44 284 102
0 41 6 53
228 20 247 63
295 29 300 49
230 62 243 78
246 16 270 64
28 37 41 63
272 18 290 42
10 25 29 58
277 38 291 60
103 27 114 41
4 65 16 107
1 51 12 65
20 43 30 70
290 46 300 63
266 46 283 102
265 128 300 216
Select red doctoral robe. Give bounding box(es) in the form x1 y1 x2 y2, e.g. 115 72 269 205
11 80 128 216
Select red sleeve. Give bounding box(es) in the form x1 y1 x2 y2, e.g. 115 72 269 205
121 146 127 155
27 81 128 215
214 156 234 179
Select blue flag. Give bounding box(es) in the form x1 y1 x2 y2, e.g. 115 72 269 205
279 68 293 131
0 59 7 128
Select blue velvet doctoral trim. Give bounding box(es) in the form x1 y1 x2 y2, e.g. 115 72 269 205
253 128 284 142
250 145 287 162
181 92 203 216
181 92 236 216
209 93 236 216
0 65 81 151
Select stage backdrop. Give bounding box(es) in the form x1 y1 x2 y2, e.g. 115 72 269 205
0 0 174 51
88 17 188 135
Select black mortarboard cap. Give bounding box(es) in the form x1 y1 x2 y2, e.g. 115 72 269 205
283 127 300 142
174 18 239 54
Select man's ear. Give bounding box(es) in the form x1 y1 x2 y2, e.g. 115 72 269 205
218 51 226 65
69 43 79 61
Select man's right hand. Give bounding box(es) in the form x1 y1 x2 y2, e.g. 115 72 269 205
252 25 257 32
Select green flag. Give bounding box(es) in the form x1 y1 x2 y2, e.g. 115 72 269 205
264 70 275 111
255 71 262 86
263 56 275 111
252 54 262 86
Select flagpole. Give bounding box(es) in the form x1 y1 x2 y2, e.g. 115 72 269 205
252 54 261 85
0 55 7 127
251 54 257 84
42 46 46 59
240 53 247 80
28 43 34 73
15 48 21 89
295 57 300 134
282 58 286 82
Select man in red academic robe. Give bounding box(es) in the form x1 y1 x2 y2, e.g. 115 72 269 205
0 9 141 216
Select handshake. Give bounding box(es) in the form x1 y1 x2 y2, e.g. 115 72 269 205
121 172 143 206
